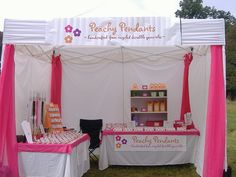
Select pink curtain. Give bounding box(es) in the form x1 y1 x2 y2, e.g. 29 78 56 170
180 52 193 121
50 54 62 112
203 45 226 177
0 44 19 177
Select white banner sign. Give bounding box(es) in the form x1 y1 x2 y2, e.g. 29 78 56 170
48 17 180 46
114 134 186 151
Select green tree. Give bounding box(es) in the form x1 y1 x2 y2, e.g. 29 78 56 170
175 0 208 18
226 24 236 100
175 0 236 25
175 0 236 100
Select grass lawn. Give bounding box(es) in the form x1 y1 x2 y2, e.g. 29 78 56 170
84 101 236 177
84 163 199 177
227 101 236 176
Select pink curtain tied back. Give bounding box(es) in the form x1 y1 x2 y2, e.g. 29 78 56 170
0 44 19 177
180 52 193 121
50 54 62 113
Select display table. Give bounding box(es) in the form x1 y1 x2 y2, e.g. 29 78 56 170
99 128 200 170
18 134 90 177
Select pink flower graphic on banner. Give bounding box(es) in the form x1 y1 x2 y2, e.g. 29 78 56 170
65 25 73 33
115 135 121 141
116 143 121 149
64 35 73 43
121 138 127 144
73 28 81 37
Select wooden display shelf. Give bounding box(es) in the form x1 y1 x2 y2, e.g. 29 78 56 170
131 96 167 99
131 111 167 114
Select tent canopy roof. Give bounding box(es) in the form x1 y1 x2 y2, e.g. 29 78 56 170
15 44 209 64
3 17 225 46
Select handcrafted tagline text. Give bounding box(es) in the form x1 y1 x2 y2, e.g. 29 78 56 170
86 34 164 41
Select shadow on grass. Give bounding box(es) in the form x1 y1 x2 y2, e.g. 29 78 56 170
84 159 199 177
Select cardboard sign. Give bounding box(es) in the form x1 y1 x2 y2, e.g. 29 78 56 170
44 103 63 133
21 120 33 143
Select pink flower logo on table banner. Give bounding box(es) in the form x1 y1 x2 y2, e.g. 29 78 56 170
115 135 121 141
115 136 128 149
116 143 121 149
121 138 127 144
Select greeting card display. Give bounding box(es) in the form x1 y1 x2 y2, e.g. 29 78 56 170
44 103 63 133
34 130 81 144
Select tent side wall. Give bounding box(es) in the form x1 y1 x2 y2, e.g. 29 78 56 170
60 49 185 128
189 47 211 175
14 51 51 131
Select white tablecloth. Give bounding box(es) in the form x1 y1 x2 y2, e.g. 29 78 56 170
99 134 199 170
18 140 90 177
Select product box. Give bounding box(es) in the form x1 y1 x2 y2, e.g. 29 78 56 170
173 120 184 129
146 120 163 127
147 101 153 112
153 101 160 112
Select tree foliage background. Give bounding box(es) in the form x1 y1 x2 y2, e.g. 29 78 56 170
176 0 236 100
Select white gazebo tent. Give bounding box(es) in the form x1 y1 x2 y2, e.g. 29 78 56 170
0 17 227 177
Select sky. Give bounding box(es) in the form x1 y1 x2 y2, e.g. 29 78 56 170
203 0 236 15
0 0 236 31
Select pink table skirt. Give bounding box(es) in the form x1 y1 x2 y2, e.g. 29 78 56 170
102 129 200 136
18 134 90 154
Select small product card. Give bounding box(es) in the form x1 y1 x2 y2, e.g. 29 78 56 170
21 120 33 143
